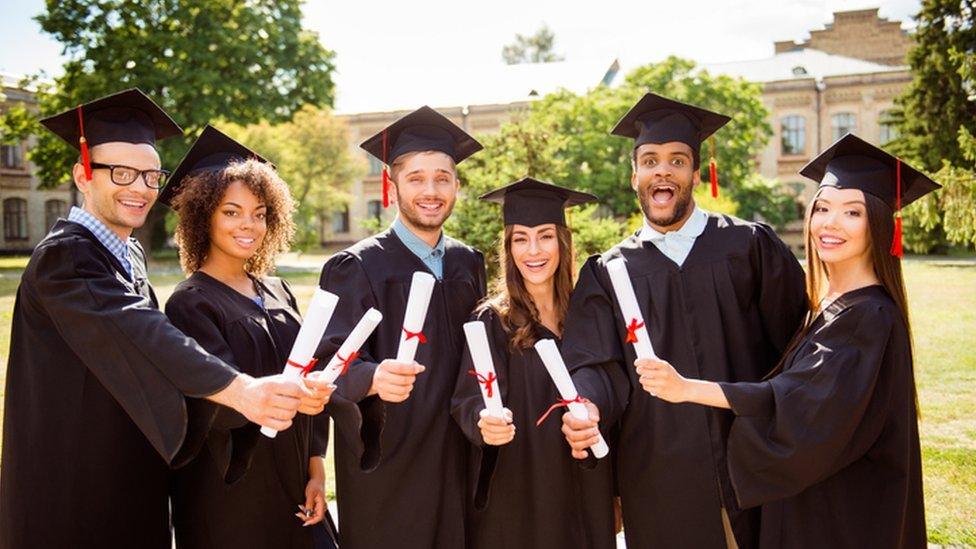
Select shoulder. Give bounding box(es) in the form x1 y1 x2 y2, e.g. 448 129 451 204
820 287 898 341
24 222 108 280
166 275 221 315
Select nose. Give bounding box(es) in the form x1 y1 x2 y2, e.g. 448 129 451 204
528 236 541 255
650 162 672 180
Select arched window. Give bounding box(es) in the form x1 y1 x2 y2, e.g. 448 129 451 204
3 198 29 241
45 199 68 230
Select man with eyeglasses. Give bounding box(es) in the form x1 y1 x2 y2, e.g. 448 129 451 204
0 89 333 549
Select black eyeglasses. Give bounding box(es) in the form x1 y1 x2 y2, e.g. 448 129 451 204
89 162 170 189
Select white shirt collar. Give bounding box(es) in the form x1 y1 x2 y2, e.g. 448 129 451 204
638 206 708 242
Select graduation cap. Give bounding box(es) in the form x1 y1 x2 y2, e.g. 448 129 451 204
611 93 731 197
360 106 483 208
40 88 183 182
480 177 598 227
158 124 270 208
800 133 941 257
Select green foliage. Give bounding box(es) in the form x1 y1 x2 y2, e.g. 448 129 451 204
501 24 564 65
223 106 365 251
732 174 801 227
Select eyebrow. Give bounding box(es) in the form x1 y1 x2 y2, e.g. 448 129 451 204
220 201 266 208
404 168 455 177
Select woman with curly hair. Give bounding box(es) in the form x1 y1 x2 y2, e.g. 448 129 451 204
161 126 337 549
450 178 616 549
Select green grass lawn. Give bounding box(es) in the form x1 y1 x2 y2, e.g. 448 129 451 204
0 259 974 544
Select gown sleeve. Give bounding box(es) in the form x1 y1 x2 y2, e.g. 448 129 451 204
561 256 633 431
718 302 895 509
316 251 385 469
165 285 259 481
25 236 239 464
752 223 809 356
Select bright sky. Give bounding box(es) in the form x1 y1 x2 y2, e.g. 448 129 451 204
1 0 921 112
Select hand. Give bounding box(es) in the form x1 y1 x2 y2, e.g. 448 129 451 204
369 359 426 403
560 401 602 460
636 358 690 403
298 372 336 415
220 374 304 432
478 408 515 446
297 468 327 527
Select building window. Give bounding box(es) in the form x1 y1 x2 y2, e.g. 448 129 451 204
368 156 384 176
831 113 857 141
781 115 806 155
879 110 899 145
367 200 383 221
45 199 67 229
3 198 28 240
1 143 24 169
331 205 350 233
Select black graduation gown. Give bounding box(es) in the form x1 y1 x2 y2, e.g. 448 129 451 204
717 285 926 548
0 220 239 549
317 228 486 549
165 272 334 548
450 307 616 549
561 213 807 548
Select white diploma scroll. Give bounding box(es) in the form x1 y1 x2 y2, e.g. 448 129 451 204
606 257 658 360
395 272 437 363
319 308 384 384
533 339 610 459
262 288 340 438
462 321 505 418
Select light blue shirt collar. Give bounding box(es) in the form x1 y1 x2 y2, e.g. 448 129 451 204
391 217 446 279
638 207 708 267
67 206 133 278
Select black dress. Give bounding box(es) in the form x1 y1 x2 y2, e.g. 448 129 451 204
560 213 808 548
0 220 239 549
316 228 486 549
451 307 616 549
718 285 926 548
165 272 336 548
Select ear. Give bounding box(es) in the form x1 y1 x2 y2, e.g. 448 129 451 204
691 168 701 189
630 169 639 192
72 162 91 195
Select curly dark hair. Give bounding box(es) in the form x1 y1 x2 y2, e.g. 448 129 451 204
171 159 295 276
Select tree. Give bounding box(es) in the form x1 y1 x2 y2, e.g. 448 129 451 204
2 0 336 250
501 24 565 65
887 0 976 252
223 106 365 251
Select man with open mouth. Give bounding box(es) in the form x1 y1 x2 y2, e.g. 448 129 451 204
315 106 487 549
558 93 808 548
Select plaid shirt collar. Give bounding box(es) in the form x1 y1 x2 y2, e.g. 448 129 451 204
67 206 133 278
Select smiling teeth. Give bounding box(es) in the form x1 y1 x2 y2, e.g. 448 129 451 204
821 236 844 244
120 200 145 207
526 261 547 267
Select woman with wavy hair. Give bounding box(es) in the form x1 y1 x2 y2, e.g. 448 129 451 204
161 126 336 549
639 134 935 548
451 178 616 549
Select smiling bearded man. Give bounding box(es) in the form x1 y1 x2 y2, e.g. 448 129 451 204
557 93 808 549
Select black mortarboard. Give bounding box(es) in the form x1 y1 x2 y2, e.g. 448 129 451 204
611 93 731 196
800 133 941 256
360 106 483 208
159 125 269 208
480 177 598 227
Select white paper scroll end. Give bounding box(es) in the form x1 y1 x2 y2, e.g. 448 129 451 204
605 257 658 361
395 271 437 363
320 307 384 384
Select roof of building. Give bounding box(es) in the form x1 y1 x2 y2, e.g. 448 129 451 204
335 57 620 115
699 48 907 83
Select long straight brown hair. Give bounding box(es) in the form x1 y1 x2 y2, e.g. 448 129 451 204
481 224 576 350
769 188 914 377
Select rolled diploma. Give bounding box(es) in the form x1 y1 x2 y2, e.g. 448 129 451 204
319 308 384 384
395 271 436 363
606 257 658 360
462 321 505 418
261 288 339 438
534 339 610 459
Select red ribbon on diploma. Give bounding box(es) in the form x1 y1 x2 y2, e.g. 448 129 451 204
535 395 590 427
337 351 360 377
468 370 497 398
403 328 427 344
288 357 318 377
625 318 644 344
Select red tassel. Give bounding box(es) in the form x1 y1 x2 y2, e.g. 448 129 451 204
77 106 92 181
890 159 903 257
381 129 390 208
709 159 718 198
891 215 903 258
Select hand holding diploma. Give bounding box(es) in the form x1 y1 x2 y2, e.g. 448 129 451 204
463 320 514 445
534 339 610 459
